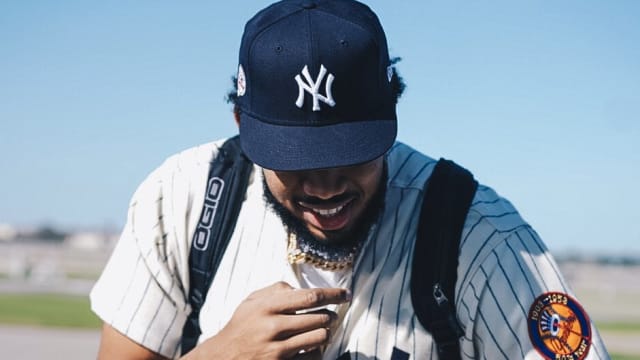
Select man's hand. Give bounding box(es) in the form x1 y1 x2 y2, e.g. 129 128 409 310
182 281 351 360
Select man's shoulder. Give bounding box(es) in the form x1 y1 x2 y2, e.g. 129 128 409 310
129 137 230 205
159 138 228 175
386 141 438 190
385 142 531 256
466 184 529 237
386 142 529 235
456 184 532 284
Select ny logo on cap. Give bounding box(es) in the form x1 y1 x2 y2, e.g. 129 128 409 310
294 65 335 111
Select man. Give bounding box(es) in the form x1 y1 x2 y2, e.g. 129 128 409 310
91 0 610 359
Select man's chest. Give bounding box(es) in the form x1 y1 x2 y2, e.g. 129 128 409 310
196 211 437 359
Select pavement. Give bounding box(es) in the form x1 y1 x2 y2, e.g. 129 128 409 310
598 332 640 358
0 325 100 360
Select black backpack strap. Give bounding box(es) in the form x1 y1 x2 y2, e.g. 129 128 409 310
180 135 253 355
411 158 478 360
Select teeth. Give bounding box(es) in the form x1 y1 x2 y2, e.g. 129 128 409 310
311 204 345 217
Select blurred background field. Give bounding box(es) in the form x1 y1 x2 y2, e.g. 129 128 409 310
0 232 108 359
0 293 100 328
1 232 639 359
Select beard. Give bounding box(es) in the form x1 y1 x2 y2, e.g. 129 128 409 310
261 163 387 254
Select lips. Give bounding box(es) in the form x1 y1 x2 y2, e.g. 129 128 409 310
298 198 355 231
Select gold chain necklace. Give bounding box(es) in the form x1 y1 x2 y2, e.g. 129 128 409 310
286 232 358 271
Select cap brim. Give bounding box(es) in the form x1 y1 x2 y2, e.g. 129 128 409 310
239 114 397 171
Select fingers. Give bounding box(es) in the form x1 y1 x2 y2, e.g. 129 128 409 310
214 282 349 359
252 281 351 314
280 327 331 358
272 287 351 314
275 309 336 340
248 281 295 298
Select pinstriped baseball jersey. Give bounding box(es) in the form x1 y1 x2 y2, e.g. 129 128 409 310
90 138 610 359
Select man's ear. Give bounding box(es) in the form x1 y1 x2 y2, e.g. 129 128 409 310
233 105 241 127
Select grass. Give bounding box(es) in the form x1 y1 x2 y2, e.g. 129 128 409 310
600 322 640 359
65 271 102 280
597 321 640 333
612 354 640 360
0 293 101 329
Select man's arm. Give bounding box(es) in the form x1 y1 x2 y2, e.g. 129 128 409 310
97 323 169 360
91 154 193 358
458 227 610 359
97 282 350 360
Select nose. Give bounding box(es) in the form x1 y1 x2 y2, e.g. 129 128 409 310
301 168 347 200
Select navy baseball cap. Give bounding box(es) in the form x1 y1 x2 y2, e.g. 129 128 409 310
237 0 397 171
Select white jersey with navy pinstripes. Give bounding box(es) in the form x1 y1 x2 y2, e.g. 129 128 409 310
90 138 610 359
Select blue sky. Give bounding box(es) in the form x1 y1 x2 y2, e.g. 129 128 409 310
1 0 638 254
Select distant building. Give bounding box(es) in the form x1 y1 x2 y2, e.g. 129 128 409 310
0 223 17 242
64 230 119 251
64 231 107 250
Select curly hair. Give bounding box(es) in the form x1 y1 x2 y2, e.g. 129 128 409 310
226 57 406 116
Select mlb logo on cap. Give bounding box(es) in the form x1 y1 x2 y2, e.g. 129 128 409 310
237 0 398 171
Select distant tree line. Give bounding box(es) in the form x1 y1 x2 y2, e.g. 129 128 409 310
10 226 69 243
557 253 640 266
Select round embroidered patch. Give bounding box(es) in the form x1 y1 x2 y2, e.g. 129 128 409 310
528 292 592 360
237 64 246 97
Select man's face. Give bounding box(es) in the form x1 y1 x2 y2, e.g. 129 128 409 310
263 157 385 244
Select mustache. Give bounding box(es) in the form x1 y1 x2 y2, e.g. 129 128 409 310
295 192 356 206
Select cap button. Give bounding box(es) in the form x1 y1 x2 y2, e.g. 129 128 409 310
302 1 316 9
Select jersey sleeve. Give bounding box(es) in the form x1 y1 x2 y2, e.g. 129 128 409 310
90 150 206 359
456 226 610 359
